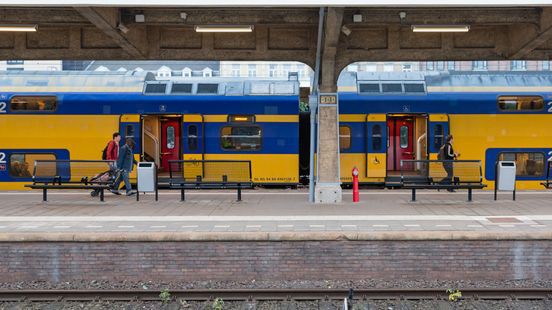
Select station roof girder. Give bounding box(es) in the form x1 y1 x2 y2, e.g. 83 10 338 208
0 6 551 70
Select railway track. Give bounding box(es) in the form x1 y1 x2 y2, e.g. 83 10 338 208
0 288 551 303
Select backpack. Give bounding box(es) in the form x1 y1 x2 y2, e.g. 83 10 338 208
101 142 110 160
437 144 446 160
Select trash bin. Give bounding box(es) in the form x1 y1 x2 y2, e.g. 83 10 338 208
495 161 516 200
137 162 157 201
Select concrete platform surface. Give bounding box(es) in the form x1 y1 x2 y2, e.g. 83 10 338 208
0 189 551 240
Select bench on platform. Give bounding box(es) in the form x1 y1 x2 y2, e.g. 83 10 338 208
399 159 487 202
542 161 552 189
168 160 253 201
25 160 117 202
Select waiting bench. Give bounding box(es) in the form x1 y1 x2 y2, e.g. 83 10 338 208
399 160 487 202
542 161 552 189
25 160 117 202
168 160 253 201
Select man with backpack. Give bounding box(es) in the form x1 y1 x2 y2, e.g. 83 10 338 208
111 138 137 196
439 134 460 192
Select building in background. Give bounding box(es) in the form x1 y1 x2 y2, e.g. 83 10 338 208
347 60 552 73
0 60 62 71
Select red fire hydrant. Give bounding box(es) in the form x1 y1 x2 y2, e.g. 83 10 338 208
352 166 359 203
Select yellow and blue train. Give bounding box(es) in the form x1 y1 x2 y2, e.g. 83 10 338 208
0 70 551 190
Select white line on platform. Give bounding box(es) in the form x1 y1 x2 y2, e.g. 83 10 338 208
214 225 230 228
1 215 552 222
17 226 38 229
498 224 515 228
404 224 421 227
246 225 261 228
53 226 71 229
309 224 325 228
181 225 198 228
435 224 452 227
117 225 135 228
467 224 484 228
150 225 166 228
277 225 293 227
0 226 5 229
341 224 357 227
85 225 103 228
531 225 547 228
372 224 389 227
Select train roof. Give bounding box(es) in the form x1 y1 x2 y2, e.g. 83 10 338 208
338 71 552 93
0 70 300 96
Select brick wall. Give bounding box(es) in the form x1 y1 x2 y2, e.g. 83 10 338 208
0 241 550 283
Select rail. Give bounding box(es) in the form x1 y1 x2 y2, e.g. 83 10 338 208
0 288 550 303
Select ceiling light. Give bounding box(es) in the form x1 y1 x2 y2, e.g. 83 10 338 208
411 25 470 33
135 14 145 23
0 24 38 32
353 13 362 23
194 25 254 33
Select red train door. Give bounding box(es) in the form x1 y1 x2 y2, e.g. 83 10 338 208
387 117 414 171
160 118 181 172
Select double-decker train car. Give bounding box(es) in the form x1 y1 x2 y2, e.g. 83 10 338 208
1 70 551 190
338 72 552 189
0 71 301 189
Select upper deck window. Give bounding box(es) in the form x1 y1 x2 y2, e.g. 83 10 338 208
403 83 425 93
381 83 402 93
498 96 544 111
10 96 57 112
145 83 167 94
197 83 219 94
171 83 193 94
359 83 380 93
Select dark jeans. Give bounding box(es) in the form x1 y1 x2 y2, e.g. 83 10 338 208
114 170 132 193
442 161 454 185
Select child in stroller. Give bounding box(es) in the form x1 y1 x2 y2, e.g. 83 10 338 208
90 169 121 197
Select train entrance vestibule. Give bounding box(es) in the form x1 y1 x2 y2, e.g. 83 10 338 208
386 114 428 174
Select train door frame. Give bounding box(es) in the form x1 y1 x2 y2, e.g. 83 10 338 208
182 114 205 161
385 113 430 174
140 114 183 173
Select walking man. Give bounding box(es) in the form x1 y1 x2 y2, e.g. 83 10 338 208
111 138 137 196
441 134 460 192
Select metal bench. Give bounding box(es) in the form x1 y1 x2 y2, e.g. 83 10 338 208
542 161 552 189
400 159 487 202
24 160 117 202
168 160 253 201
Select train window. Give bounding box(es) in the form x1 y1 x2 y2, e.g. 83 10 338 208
197 83 219 94
359 83 380 93
372 124 382 151
498 152 545 177
433 124 444 150
9 153 55 178
404 83 425 93
382 83 402 93
10 96 56 112
498 96 544 111
145 83 167 94
125 125 135 138
166 126 175 149
171 83 193 94
188 125 198 151
400 126 409 149
221 126 262 151
339 126 351 150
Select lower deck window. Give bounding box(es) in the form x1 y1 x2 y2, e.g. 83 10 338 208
498 152 545 177
221 126 261 151
9 153 56 178
339 126 351 150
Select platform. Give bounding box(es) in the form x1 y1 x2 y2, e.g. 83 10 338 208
0 189 551 240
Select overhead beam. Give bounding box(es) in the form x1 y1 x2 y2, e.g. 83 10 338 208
74 7 146 58
320 7 343 92
508 8 552 59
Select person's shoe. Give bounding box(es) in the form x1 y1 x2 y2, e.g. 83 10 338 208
110 189 121 195
126 191 136 196
447 189 456 193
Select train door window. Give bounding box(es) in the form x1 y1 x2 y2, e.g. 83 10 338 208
339 126 351 150
498 96 544 111
498 152 545 177
400 126 409 148
10 96 57 112
9 153 55 178
125 125 135 138
372 125 382 151
166 126 175 149
187 125 198 151
221 126 262 151
433 124 444 150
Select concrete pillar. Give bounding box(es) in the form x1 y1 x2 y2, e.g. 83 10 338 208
314 8 343 204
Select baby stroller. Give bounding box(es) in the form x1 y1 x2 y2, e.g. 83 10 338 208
90 168 121 197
